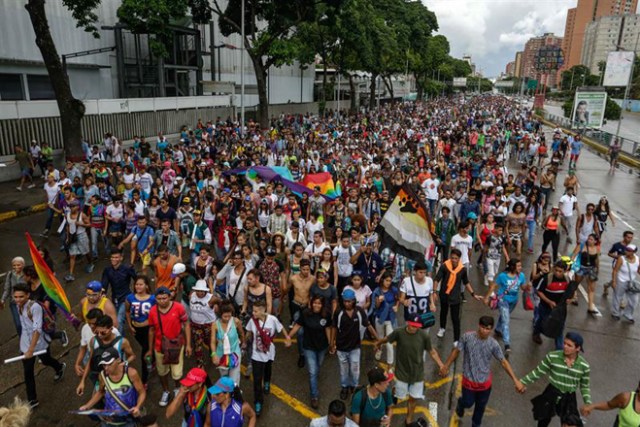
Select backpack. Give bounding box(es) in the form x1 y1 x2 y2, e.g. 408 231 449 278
90 335 124 373
27 300 56 336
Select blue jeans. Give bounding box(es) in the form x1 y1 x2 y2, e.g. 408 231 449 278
10 300 21 336
90 227 106 260
526 219 536 251
457 386 492 427
45 207 56 231
337 348 360 388
304 348 327 399
114 299 127 336
496 300 517 346
292 305 305 356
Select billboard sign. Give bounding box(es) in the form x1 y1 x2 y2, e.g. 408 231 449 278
534 46 564 72
603 51 634 87
453 77 467 87
495 80 515 88
572 91 607 129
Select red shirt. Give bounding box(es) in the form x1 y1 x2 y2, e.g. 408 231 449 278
148 302 188 352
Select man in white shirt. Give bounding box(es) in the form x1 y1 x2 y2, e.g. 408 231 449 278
399 262 436 322
309 399 358 427
333 235 355 291
422 175 440 217
507 186 527 213
437 190 457 219
450 222 474 267
305 231 330 271
558 186 578 244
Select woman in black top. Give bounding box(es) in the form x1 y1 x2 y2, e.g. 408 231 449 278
289 295 331 409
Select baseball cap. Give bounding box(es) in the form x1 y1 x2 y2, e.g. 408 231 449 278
86 280 103 293
467 212 478 220
180 367 208 387
208 376 235 395
155 286 172 296
406 315 423 328
552 205 559 210
182 197 191 204
367 367 394 385
193 209 202 216
342 289 356 301
98 347 120 366
626 244 638 252
565 331 585 352
266 246 277 256
171 263 186 277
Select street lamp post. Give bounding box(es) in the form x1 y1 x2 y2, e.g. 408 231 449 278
240 0 245 137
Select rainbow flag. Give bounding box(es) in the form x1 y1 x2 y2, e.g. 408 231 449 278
302 173 342 199
26 232 72 315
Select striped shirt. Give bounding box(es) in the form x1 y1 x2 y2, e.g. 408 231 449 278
520 350 592 404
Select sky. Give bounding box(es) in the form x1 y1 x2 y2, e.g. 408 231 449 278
423 0 578 77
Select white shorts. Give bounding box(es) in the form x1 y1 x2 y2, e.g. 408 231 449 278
485 258 501 282
394 379 424 400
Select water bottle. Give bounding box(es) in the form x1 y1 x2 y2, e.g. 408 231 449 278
145 355 153 372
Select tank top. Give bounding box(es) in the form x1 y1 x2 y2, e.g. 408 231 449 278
578 214 596 242
618 392 640 427
246 286 267 314
545 215 559 231
215 319 240 358
82 296 108 321
289 255 301 274
209 399 243 427
580 249 598 268
103 363 138 413
621 255 640 283
189 292 217 325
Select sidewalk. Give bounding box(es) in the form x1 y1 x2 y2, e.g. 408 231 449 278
0 177 47 221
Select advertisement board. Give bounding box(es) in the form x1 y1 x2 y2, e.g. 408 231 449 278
453 77 467 87
603 51 634 87
571 91 607 129
495 80 515 88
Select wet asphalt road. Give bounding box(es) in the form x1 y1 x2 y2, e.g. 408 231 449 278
0 134 639 426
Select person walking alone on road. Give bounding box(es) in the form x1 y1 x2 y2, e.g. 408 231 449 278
520 332 591 427
441 316 525 426
611 244 640 322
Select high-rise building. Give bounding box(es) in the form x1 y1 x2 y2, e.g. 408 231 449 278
582 14 640 74
505 61 516 77
522 33 563 87
561 0 638 71
514 51 523 78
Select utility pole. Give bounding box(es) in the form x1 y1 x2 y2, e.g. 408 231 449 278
240 0 245 136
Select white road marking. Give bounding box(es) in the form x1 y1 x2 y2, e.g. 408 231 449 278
612 211 636 231
429 402 438 426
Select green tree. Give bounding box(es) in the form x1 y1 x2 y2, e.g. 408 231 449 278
24 0 103 160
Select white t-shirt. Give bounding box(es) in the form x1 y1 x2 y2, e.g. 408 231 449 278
246 314 283 362
343 285 372 309
451 234 474 265
44 183 59 204
80 324 120 347
399 276 434 297
422 178 440 200
306 221 324 237
106 203 125 222
559 194 577 217
333 245 354 277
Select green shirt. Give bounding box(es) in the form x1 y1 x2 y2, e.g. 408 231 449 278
387 327 432 384
15 151 30 169
41 146 53 161
181 274 198 305
350 387 392 424
520 350 591 404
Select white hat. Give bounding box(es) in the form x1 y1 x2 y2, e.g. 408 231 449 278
192 280 209 292
171 263 186 277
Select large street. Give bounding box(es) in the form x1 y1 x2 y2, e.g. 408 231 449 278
0 129 639 427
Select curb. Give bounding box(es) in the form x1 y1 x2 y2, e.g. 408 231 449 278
537 115 640 171
0 202 47 223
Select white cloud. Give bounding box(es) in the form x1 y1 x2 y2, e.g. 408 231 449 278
422 0 577 76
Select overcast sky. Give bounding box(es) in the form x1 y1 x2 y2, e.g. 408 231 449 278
423 0 579 77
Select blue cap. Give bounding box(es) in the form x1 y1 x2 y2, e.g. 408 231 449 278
208 376 235 395
155 286 172 296
467 212 478 220
565 332 585 352
86 281 103 292
342 289 356 300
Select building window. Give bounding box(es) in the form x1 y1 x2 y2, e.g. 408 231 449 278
27 74 55 100
0 73 25 100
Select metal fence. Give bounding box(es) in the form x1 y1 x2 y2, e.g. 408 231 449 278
544 113 640 159
0 106 234 157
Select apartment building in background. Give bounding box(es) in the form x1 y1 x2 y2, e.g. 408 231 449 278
522 33 563 87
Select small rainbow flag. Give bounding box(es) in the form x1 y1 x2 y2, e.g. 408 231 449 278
302 173 342 199
26 232 72 315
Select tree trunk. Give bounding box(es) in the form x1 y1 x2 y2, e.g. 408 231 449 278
320 59 328 116
348 73 357 113
383 76 394 103
369 73 377 110
25 0 85 162
249 53 269 129
416 73 424 101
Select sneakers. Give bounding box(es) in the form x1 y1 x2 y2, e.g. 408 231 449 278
504 345 511 359
255 402 262 416
612 314 621 321
453 341 459 347
28 184 36 189
532 334 542 345
340 387 349 400
39 230 49 238
60 330 69 347
29 400 39 409
16 187 22 192
297 355 306 368
159 391 171 407
374 349 382 361
54 362 66 382
85 264 95 274
64 274 75 283
264 382 270 395
436 328 446 338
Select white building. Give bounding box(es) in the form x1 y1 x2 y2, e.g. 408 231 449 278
582 14 640 75
0 0 314 106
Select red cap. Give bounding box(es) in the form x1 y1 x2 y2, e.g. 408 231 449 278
180 367 207 387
